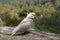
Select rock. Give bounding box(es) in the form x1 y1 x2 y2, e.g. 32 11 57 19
0 27 60 40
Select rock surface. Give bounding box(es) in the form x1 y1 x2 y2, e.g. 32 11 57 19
0 27 60 40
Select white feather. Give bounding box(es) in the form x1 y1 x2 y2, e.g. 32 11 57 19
12 12 36 35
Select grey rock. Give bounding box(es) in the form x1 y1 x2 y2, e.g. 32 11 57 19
0 27 60 40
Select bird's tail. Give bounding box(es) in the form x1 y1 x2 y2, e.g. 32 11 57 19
11 33 16 36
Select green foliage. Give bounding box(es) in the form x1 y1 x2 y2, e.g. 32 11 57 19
0 0 60 34
0 18 6 26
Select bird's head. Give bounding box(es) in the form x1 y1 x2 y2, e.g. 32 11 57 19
27 12 36 19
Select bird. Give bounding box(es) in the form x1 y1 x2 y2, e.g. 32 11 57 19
11 12 36 35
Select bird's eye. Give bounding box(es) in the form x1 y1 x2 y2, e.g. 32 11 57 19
33 14 35 16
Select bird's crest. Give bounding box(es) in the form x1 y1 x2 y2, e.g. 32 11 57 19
27 13 29 15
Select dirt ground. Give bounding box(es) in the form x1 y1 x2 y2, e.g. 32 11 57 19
0 27 60 40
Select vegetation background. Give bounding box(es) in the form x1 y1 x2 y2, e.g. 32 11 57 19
0 0 60 34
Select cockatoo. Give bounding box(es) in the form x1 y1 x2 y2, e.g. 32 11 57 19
12 12 36 35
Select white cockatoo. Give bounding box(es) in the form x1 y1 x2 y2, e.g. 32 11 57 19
12 12 36 35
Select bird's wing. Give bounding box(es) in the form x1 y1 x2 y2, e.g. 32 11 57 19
17 18 31 26
12 21 31 34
